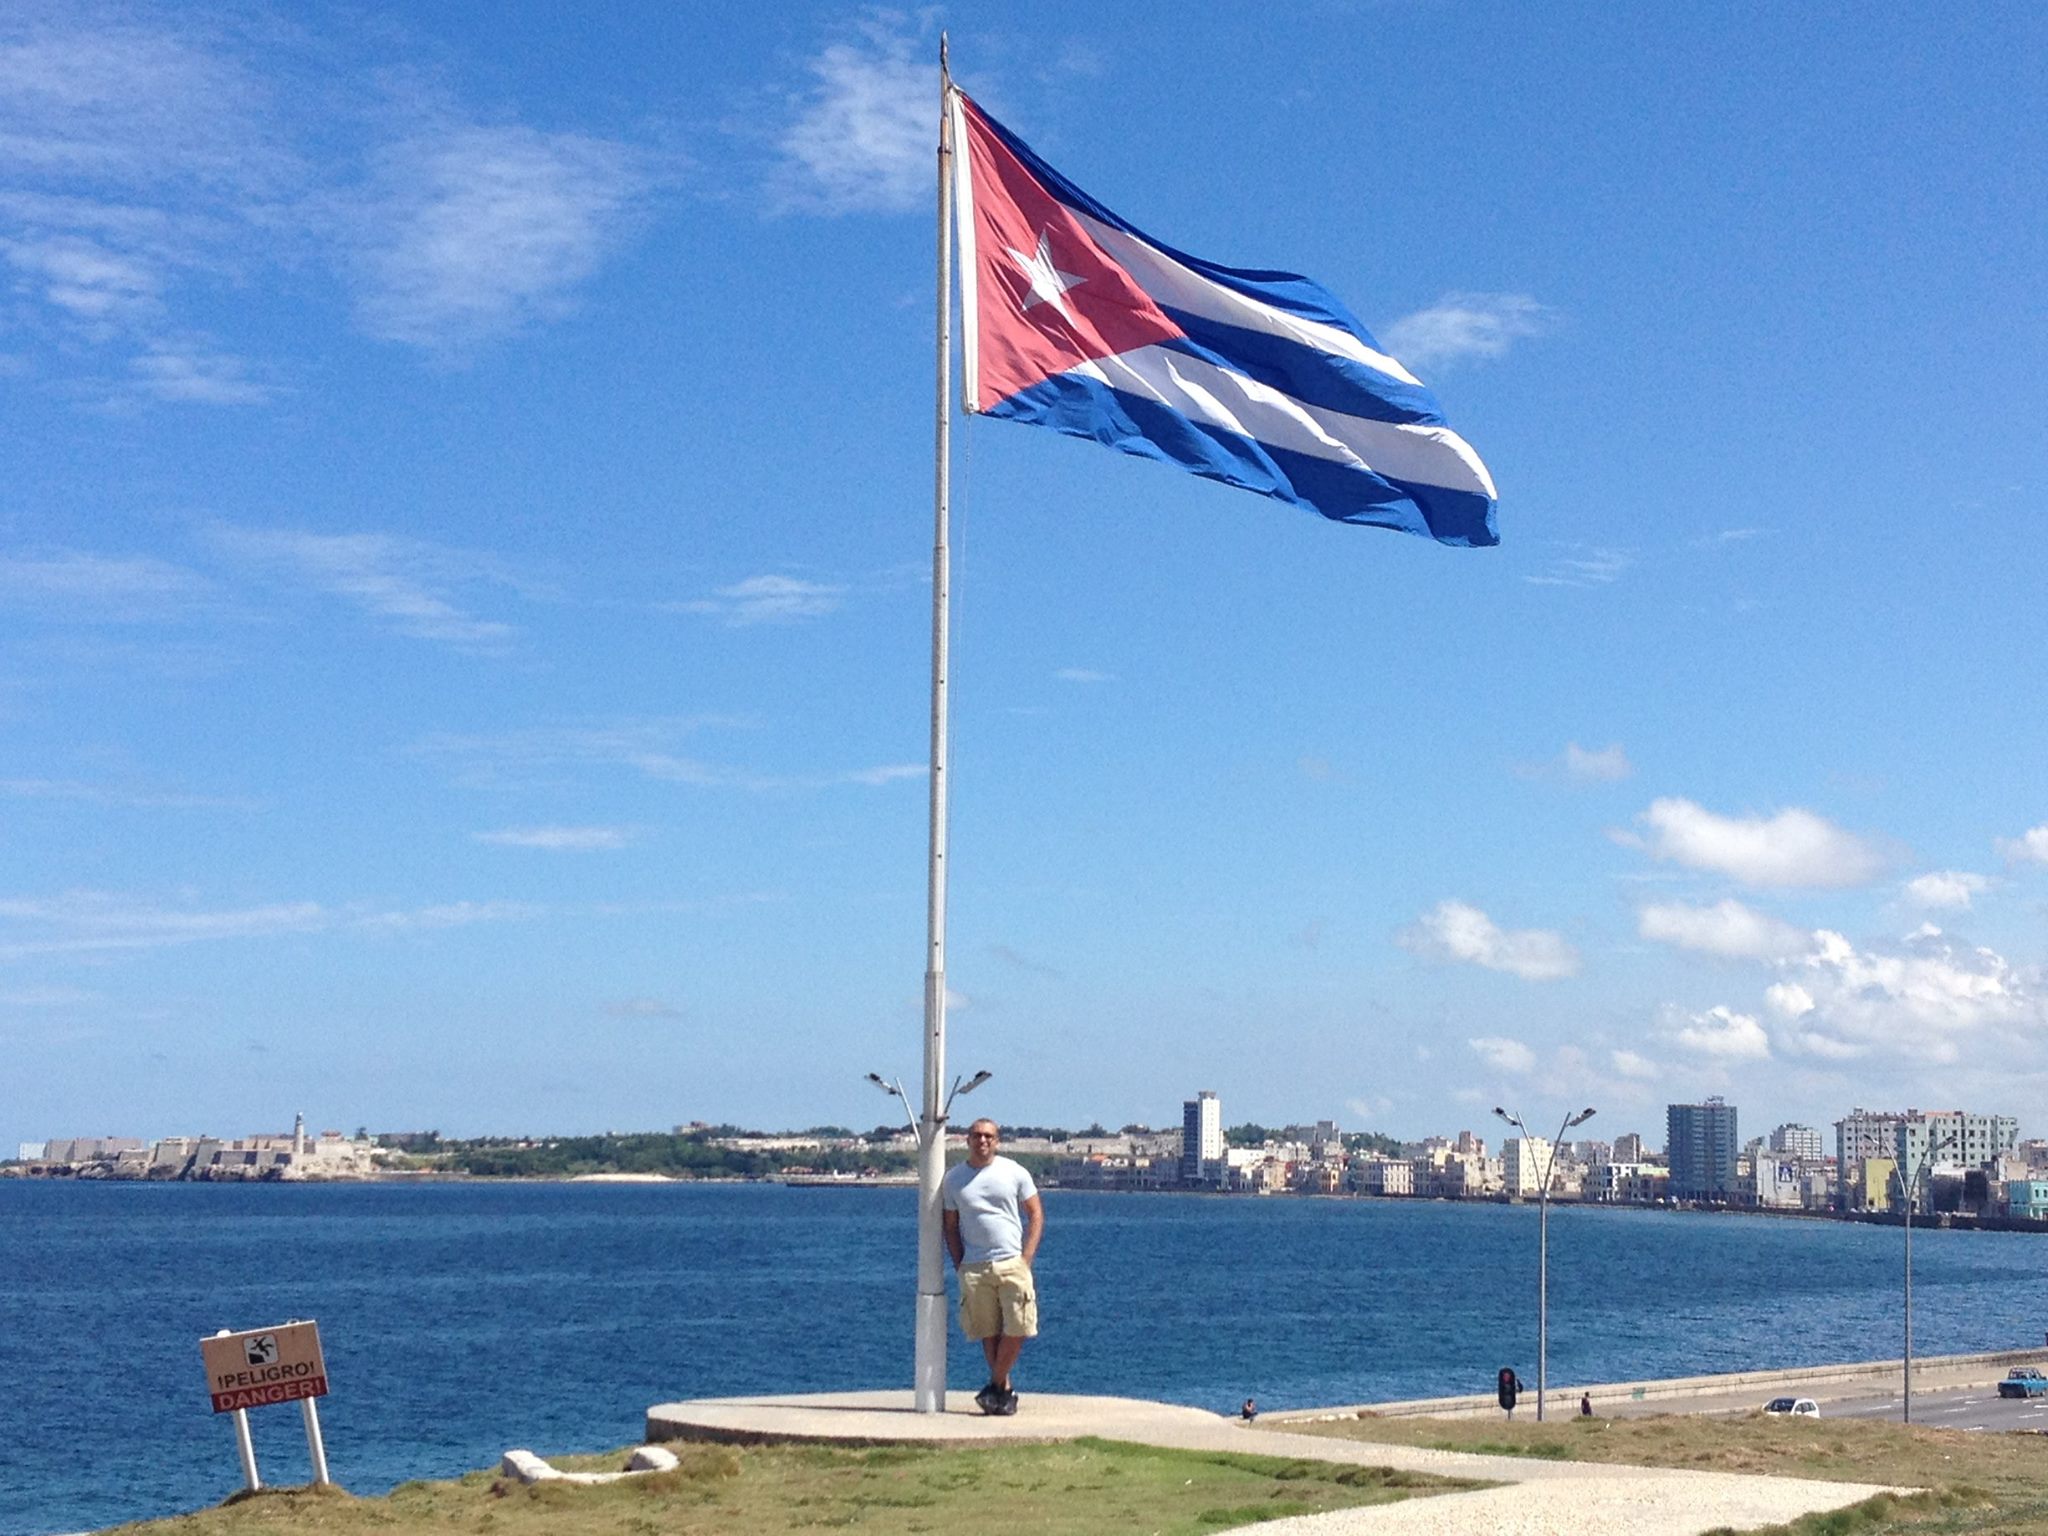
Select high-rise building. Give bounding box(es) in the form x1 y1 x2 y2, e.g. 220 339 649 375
1502 1136 1552 1196
1181 1091 1222 1184
1896 1111 2018 1179
1613 1132 1646 1163
1667 1098 1738 1201
1769 1123 1823 1160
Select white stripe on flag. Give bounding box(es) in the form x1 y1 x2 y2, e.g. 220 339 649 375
1073 211 1427 390
1072 343 1498 498
947 88 984 412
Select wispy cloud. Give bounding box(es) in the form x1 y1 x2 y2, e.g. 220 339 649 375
206 525 522 650
1999 823 2048 867
1524 545 1632 588
412 718 921 793
1904 870 1990 911
0 777 252 810
0 549 215 621
474 825 633 851
1518 741 1632 784
1620 797 1888 890
1055 667 1114 684
1380 292 1554 371
1609 1048 1658 1081
775 18 929 213
0 9 661 392
1468 1035 1536 1075
0 889 536 958
340 123 652 349
1638 898 1808 960
1399 899 1579 981
1690 527 1766 549
675 574 847 626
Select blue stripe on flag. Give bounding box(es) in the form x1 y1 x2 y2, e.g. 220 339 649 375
1158 310 1447 428
988 370 1499 548
974 105 1401 355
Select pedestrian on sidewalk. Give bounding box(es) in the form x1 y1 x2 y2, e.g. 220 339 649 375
943 1119 1044 1416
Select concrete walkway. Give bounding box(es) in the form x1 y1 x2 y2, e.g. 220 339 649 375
646 1391 1902 1536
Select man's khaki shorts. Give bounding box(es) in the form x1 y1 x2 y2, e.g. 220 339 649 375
957 1257 1038 1340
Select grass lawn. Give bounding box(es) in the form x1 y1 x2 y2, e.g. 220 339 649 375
1277 1411 2048 1534
102 1437 1482 1536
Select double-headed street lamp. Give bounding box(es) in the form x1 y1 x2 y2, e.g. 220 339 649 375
865 1066 991 1411
1897 1128 1958 1425
1494 1104 1596 1422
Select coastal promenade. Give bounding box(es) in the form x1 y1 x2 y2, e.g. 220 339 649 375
648 1390 1901 1536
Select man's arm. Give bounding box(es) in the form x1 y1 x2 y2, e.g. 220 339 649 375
1019 1193 1044 1266
942 1208 964 1269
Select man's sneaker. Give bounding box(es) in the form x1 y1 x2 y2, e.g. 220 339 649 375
993 1387 1019 1416
973 1382 1002 1414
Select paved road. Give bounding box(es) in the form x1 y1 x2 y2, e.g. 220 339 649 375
1822 1382 2048 1432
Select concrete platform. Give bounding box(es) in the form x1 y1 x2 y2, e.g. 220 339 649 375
647 1389 1232 1447
645 1389 1903 1536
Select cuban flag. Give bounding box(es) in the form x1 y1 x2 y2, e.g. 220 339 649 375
949 90 1499 548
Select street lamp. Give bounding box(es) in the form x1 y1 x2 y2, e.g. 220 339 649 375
1896 1128 1958 1425
865 1068 992 1139
1494 1104 1597 1422
864 1066 990 1410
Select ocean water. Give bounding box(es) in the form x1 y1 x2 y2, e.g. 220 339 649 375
3 1179 2041 1535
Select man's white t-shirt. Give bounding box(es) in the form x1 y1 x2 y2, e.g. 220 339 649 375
942 1155 1038 1264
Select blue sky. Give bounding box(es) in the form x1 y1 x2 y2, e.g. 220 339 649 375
5 2 2046 1155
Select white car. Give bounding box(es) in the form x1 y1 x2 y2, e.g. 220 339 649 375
1762 1396 1820 1418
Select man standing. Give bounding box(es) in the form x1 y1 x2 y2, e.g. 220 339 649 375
942 1118 1044 1415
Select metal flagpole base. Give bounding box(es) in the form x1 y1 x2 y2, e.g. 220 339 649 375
913 1292 948 1412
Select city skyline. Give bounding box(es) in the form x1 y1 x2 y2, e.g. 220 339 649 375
4 5 2046 1156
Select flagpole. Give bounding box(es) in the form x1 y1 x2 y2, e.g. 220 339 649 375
912 33 955 1416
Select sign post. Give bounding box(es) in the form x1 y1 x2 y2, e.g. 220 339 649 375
200 1321 332 1489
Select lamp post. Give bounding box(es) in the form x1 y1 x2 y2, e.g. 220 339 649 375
1494 1104 1596 1422
1897 1128 1958 1425
865 1066 991 1409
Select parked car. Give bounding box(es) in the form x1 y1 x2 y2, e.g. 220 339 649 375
1762 1396 1821 1417
1997 1368 2048 1399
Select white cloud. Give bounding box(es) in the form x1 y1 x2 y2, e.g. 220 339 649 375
0 549 213 620
1380 292 1553 371
474 826 632 852
0 11 658 389
1768 926 2038 1064
1056 668 1114 684
1609 1049 1658 1080
343 124 649 348
677 574 846 626
1904 870 1990 910
0 890 326 958
777 22 929 213
1400 899 1578 981
1469 1036 1535 1075
1638 898 1807 960
1524 546 1632 589
353 900 538 932
127 341 275 405
1999 824 2048 866
1626 797 1887 889
412 718 921 795
1669 1004 1771 1061
207 525 519 650
0 777 250 809
1563 742 1632 782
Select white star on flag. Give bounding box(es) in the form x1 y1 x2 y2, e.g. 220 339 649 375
1004 228 1086 320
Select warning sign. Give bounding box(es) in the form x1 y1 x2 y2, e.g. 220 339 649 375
201 1322 328 1414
